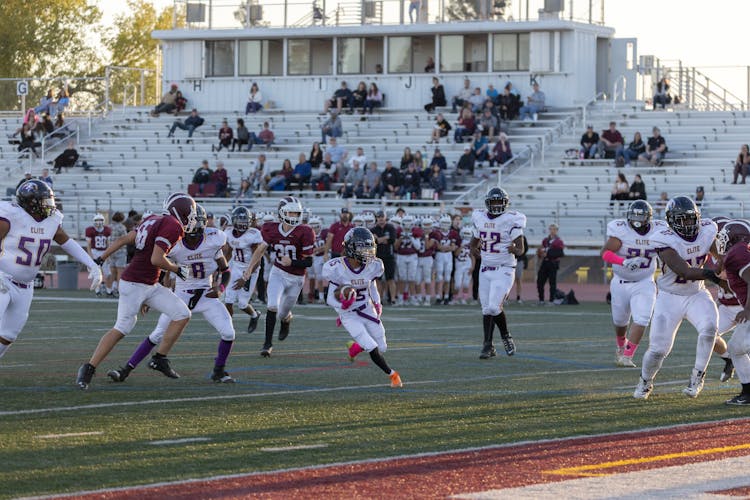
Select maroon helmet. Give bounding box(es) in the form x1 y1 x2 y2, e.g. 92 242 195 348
716 219 750 255
163 192 197 232
713 216 731 232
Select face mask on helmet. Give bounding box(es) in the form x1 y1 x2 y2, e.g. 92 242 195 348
439 217 452 232
352 215 365 227
401 216 414 230
93 215 105 229
17 180 56 221
716 221 750 255
485 188 509 216
278 197 303 226
627 202 652 235
187 209 207 237
345 228 376 264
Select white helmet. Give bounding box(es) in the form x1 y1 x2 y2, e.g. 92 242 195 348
263 212 276 223
352 214 365 227
390 215 402 227
401 214 415 230
439 215 452 232
362 212 376 228
301 208 312 224
421 217 434 232
278 196 303 226
460 226 473 240
93 213 105 229
309 216 322 232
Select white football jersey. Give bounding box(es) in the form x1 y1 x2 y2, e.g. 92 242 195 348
607 219 668 281
169 228 226 291
653 219 718 295
322 257 384 314
471 209 526 267
0 201 63 283
224 227 263 272
456 239 472 264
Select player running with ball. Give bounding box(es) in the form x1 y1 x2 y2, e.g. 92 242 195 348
323 227 403 388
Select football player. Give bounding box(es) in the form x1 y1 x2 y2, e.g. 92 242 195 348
0 180 102 360
394 215 420 305
323 227 402 388
107 205 237 383
454 226 475 304
416 217 436 306
634 196 725 400
86 213 113 296
715 220 750 405
223 207 263 333
308 216 328 303
470 187 526 359
601 201 667 368
76 192 197 389
433 215 460 305
241 197 315 357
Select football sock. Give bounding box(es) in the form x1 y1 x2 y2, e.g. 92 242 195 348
369 349 392 374
215 340 233 368
106 287 112 294
616 336 626 349
516 295 520 301
623 341 639 357
243 306 259 318
0 343 9 359
127 337 156 368
264 310 277 346
743 383 750 395
113 281 119 291
348 342 364 359
493 312 509 338
483 315 495 346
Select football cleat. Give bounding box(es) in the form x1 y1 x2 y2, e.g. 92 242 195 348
683 368 705 398
479 345 497 360
633 377 653 399
261 344 273 357
107 365 132 383
346 340 358 362
278 314 293 341
720 358 735 382
76 363 96 390
390 371 403 388
211 369 235 383
725 393 750 406
247 313 261 334
616 355 637 368
501 335 516 356
148 356 180 379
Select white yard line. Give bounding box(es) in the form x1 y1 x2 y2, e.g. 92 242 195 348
149 437 212 446
261 444 329 452
36 431 103 439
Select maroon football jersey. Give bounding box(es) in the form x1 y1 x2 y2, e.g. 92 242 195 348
85 226 112 251
724 243 750 307
261 222 315 276
327 221 353 254
314 228 329 256
395 227 418 255
121 214 184 285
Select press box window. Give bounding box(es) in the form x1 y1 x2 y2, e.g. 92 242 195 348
288 39 333 75
239 40 282 76
205 41 235 77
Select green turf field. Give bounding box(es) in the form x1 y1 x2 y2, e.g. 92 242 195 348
0 290 744 498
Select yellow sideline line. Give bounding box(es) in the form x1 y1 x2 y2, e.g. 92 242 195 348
544 443 750 477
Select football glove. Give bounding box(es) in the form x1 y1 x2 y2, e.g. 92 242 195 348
175 264 190 281
88 267 103 292
622 257 648 272
93 256 105 267
187 289 204 310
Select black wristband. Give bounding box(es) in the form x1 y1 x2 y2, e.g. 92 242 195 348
702 269 721 285
291 257 313 268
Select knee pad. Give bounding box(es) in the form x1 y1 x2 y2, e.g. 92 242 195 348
219 328 236 342
631 314 652 328
648 348 669 361
482 305 501 316
114 316 138 336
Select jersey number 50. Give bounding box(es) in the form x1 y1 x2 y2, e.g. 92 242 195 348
16 237 51 266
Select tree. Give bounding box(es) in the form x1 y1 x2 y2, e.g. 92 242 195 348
234 0 269 28
446 0 509 21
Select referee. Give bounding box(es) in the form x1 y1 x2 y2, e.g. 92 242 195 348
371 210 397 305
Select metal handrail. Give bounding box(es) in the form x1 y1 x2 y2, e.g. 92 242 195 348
612 75 626 111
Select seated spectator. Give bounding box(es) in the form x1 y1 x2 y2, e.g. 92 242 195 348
399 147 414 171
375 63 383 74
429 149 447 172
151 83 179 116
382 161 400 199
51 113 68 138
326 136 348 179
413 150 427 176
323 81 353 114
320 111 343 143
249 121 275 150
267 159 294 191
629 174 647 200
167 108 204 142
363 161 383 198
456 145 476 178
490 132 512 167
232 118 250 152
352 81 367 113
472 131 489 164
39 168 53 186
518 83 546 121
349 146 367 172
246 83 263 114
338 160 364 198
424 56 435 73
212 119 233 152
174 90 187 115
654 191 669 216
653 77 671 110
424 77 447 113
364 83 383 114
18 123 41 157
430 113 452 143
235 178 253 205
16 172 34 190
733 144 750 184
399 163 421 199
192 160 213 194
54 87 70 117
609 173 629 208
50 140 79 173
596 121 624 160
580 125 599 159
486 84 499 102
40 114 55 136
290 153 312 190
309 141 323 169
616 131 646 167
695 185 705 209
478 109 498 139
451 79 473 113
497 82 521 120
454 108 476 143
428 163 447 199
312 152 335 191
639 127 667 165
213 161 228 197
34 89 55 116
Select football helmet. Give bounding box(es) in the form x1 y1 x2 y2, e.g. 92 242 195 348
187 204 207 237
411 226 424 239
439 215 452 232
263 212 276 224
16 179 56 221
626 200 653 235
231 206 251 233
460 226 474 240
163 192 197 233
309 216 322 233
278 196 303 226
716 219 750 255
301 208 312 225
485 187 509 216
401 214 415 230
665 196 700 241
218 212 232 231
343 227 376 264
713 216 731 232
421 217 434 232
93 213 105 230
390 215 402 227
362 212 376 228
352 214 365 227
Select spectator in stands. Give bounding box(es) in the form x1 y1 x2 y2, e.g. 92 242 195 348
16 172 34 189
490 132 512 167
382 160 400 199
429 149 447 172
364 83 383 114
212 119 233 152
497 82 521 120
364 161 383 198
17 123 41 157
479 108 498 139
213 161 228 197
192 160 213 194
518 83 546 121
454 108 476 143
34 89 55 115
654 191 669 216
309 141 323 169
468 87 486 113
249 121 275 150
428 163 447 199
267 159 294 191
321 110 343 143
424 57 435 73
375 64 383 74
399 147 414 171
409 0 420 22
50 140 79 173
639 127 667 166
597 121 624 160
349 146 367 172
51 113 67 138
451 79 473 113
55 87 70 116
536 223 564 305
235 178 253 205
39 168 53 186
486 84 499 102
323 81 353 115
167 108 204 142
232 118 250 152
151 83 179 116
733 144 750 184
413 150 426 176
22 108 39 127
653 77 671 109
174 90 187 115
399 162 421 199
430 113 452 143
246 83 263 114
456 145 476 178
695 186 705 209
472 130 489 165
249 159 267 191
616 131 646 167
312 152 335 191
338 160 364 198
424 77 447 113
609 172 629 209
352 81 367 114
629 174 647 200
40 114 55 136
580 125 599 159
290 153 312 190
